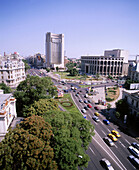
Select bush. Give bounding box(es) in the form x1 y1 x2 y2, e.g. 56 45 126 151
106 97 114 102
115 111 120 119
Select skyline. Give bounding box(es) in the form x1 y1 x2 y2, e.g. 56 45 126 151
0 0 139 59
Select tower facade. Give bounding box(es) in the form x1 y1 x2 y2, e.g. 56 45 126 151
46 32 64 69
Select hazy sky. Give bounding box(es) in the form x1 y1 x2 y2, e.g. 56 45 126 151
0 0 139 59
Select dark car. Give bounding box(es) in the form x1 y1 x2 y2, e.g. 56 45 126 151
100 158 114 170
84 106 89 110
88 100 91 103
128 155 139 169
84 100 88 104
94 106 99 110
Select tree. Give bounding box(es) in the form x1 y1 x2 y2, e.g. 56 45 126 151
46 68 50 72
14 75 57 116
107 75 113 80
95 73 100 80
115 99 129 118
0 115 57 170
0 83 12 93
66 63 74 72
22 59 31 71
56 66 59 72
107 103 111 110
69 68 79 76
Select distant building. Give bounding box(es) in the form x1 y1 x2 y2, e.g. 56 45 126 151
128 55 139 81
81 49 129 77
0 90 17 136
46 32 64 69
123 90 139 117
0 52 26 88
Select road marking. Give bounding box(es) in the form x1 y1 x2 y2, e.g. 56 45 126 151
107 129 111 133
101 130 106 136
88 114 92 119
93 130 127 170
119 141 126 148
89 147 95 155
114 144 118 148
125 139 130 145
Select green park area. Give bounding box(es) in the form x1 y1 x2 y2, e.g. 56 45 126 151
105 86 120 102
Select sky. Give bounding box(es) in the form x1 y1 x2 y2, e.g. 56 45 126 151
0 0 139 59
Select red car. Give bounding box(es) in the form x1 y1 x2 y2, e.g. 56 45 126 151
87 104 92 108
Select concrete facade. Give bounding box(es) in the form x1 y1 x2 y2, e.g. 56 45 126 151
46 32 64 69
123 90 139 117
0 53 26 88
0 92 17 135
81 49 129 77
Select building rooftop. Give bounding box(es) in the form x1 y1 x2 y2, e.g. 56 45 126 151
0 94 12 108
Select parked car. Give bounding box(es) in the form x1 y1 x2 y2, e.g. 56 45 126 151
108 133 117 142
100 158 114 170
94 112 99 117
79 99 83 103
128 146 139 158
88 100 91 103
84 106 89 110
128 155 139 169
87 104 92 108
94 106 99 110
103 119 110 125
111 130 120 137
103 137 114 147
92 116 100 122
75 93 79 97
84 100 88 104
131 142 139 150
81 109 86 114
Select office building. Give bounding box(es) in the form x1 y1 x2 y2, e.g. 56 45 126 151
81 49 129 77
46 32 64 69
0 52 26 88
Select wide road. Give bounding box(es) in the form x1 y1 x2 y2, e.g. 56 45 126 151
71 88 137 170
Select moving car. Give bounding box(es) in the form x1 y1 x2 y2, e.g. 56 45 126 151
84 106 89 110
103 137 114 147
79 99 83 103
111 130 121 137
103 119 110 125
92 116 100 122
131 142 139 150
81 109 86 113
128 155 139 169
128 146 139 158
94 112 99 117
100 158 114 170
108 133 117 142
87 104 92 108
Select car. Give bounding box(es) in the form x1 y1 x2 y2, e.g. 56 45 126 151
88 100 91 103
103 119 110 125
94 106 99 110
128 155 139 169
79 99 83 103
84 94 88 98
73 89 76 92
84 106 89 110
87 104 92 108
92 116 100 122
81 109 86 113
79 90 82 92
84 100 88 104
77 92 80 94
128 146 139 158
111 130 121 137
94 112 99 117
75 93 79 97
108 133 117 142
100 158 114 170
131 142 139 150
103 137 114 147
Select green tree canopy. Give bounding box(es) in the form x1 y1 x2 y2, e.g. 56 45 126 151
0 83 12 93
115 99 129 118
14 75 57 116
69 68 79 76
66 63 74 72
0 115 57 170
22 59 31 71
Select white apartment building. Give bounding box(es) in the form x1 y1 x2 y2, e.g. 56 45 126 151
123 90 139 117
46 32 64 69
0 53 26 88
0 90 17 135
81 49 129 77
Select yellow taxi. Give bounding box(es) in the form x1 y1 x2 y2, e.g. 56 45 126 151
108 133 117 142
94 112 99 117
111 130 121 138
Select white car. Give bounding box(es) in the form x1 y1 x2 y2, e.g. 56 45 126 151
92 116 100 122
81 109 86 113
100 158 114 170
128 146 139 158
103 137 114 147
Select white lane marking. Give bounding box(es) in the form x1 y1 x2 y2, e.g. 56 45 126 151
114 144 118 148
93 130 127 170
107 129 111 133
89 147 95 155
125 139 131 145
101 130 106 136
119 141 126 148
99 121 103 124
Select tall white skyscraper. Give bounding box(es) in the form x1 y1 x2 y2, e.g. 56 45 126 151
46 32 64 69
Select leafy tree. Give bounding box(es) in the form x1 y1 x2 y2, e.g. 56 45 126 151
95 73 100 80
0 115 57 170
14 75 57 116
46 68 50 72
69 68 79 76
56 66 59 72
107 103 111 110
0 83 12 93
115 99 129 118
22 59 31 71
115 111 120 119
107 75 113 79
66 63 74 72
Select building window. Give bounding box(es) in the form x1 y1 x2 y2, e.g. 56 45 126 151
132 99 134 105
136 102 138 108
1 71 3 74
